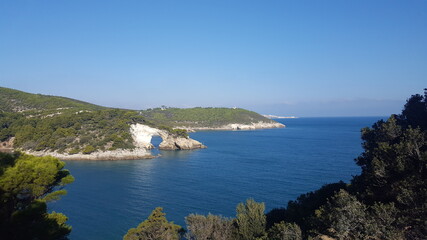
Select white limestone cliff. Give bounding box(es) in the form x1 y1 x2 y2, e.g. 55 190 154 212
130 123 206 151
175 121 285 131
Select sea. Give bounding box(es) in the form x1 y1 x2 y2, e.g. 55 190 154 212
49 117 384 240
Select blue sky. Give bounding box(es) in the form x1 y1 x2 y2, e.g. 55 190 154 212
1 1 426 116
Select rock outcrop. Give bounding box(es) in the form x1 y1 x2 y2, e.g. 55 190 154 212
159 135 206 150
26 148 153 161
130 123 206 151
130 124 161 149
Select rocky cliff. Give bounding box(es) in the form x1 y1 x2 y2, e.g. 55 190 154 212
130 124 206 151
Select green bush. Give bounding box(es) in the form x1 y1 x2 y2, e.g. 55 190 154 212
68 148 80 155
82 145 96 154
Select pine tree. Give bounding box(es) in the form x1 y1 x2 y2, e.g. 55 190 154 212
236 198 266 240
123 207 182 240
0 152 74 239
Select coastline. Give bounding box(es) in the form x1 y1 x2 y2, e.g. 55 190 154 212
10 121 283 161
25 148 155 161
176 121 285 132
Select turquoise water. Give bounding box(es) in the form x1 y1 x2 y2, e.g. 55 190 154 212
49 117 382 240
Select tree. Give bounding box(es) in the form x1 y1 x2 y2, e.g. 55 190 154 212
123 207 182 240
0 152 74 239
351 91 427 239
185 213 234 240
399 88 427 130
365 202 404 239
266 181 347 233
314 190 367 240
267 221 302 240
236 198 266 240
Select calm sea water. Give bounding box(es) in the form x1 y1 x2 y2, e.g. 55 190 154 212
49 117 383 240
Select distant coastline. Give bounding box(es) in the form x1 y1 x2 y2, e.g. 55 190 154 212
263 115 298 119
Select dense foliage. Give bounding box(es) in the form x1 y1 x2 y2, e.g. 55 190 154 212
140 107 275 128
185 214 234 240
123 207 182 240
0 109 146 153
236 198 267 240
0 152 74 239
266 89 427 239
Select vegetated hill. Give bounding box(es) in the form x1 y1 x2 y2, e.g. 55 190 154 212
0 87 279 154
0 87 155 154
0 87 103 113
140 107 277 128
0 107 150 154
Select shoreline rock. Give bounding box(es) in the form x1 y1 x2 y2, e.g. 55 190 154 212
25 148 154 161
159 135 207 150
175 121 285 131
7 122 280 160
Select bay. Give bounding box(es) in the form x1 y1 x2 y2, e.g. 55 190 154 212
49 117 383 240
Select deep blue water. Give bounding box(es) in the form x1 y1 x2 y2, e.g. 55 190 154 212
50 117 383 240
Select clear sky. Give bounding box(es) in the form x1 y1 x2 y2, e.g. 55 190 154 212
1 1 426 117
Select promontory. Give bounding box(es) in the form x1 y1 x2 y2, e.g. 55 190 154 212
0 87 284 160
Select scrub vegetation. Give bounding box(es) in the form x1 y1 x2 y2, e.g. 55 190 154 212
0 109 146 153
0 86 103 113
0 87 275 154
140 107 276 128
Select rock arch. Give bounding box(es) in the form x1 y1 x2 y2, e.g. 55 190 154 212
130 124 206 151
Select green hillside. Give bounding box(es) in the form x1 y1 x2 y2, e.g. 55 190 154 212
0 87 278 153
0 87 151 153
140 107 276 128
0 87 103 113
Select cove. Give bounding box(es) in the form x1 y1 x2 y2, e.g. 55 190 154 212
49 117 383 240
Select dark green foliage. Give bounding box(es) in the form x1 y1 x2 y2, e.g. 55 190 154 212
0 153 73 239
267 221 302 240
140 107 276 128
266 89 427 239
399 88 427 130
123 207 182 240
314 190 404 240
314 189 368 240
185 214 235 240
351 91 427 239
236 198 266 240
82 145 96 154
266 181 347 232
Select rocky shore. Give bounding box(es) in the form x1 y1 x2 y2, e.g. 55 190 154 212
25 148 154 161
159 135 207 150
5 121 280 160
23 123 207 160
176 121 285 131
